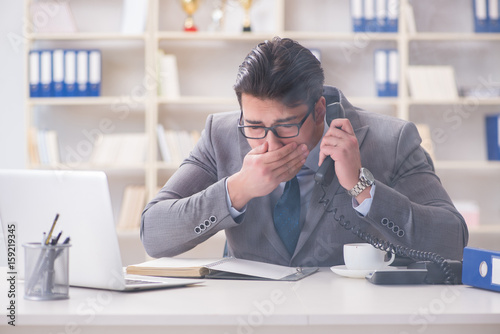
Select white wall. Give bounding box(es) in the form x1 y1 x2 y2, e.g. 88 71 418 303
0 1 26 169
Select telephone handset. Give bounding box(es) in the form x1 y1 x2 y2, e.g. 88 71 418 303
315 103 462 285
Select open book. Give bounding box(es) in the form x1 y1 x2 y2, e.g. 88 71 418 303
126 257 318 281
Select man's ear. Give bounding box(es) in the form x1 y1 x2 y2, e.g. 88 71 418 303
314 96 326 125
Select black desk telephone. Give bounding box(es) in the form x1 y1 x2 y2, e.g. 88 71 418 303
315 102 462 285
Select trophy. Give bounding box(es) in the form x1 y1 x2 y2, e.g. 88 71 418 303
239 0 252 32
180 0 200 32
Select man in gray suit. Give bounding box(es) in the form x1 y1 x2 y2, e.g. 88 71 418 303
141 37 468 267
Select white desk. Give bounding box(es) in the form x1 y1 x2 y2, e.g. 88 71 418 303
2 268 500 334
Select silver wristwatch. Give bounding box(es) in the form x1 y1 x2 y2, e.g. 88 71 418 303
347 167 375 197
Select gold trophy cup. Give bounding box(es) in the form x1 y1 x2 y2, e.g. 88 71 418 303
181 0 200 32
239 0 252 32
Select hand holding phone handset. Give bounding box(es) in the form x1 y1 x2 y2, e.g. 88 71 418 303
316 103 461 284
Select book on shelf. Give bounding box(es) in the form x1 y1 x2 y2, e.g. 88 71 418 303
117 185 146 231
157 125 200 165
126 257 318 281
485 114 500 160
28 127 60 166
350 0 399 33
120 0 149 34
374 49 398 97
90 133 147 166
157 50 180 99
473 0 500 33
29 49 102 98
30 0 78 34
407 66 458 100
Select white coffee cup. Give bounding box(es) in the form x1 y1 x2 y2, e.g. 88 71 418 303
343 243 395 270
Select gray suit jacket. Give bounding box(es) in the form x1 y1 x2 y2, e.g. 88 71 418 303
141 86 468 266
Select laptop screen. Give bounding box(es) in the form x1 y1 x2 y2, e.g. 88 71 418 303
0 169 128 290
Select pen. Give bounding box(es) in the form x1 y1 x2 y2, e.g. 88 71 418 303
45 213 59 245
51 231 62 245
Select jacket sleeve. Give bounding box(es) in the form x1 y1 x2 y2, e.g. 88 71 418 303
140 114 239 258
363 121 468 261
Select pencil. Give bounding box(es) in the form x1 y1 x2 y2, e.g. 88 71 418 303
45 213 60 245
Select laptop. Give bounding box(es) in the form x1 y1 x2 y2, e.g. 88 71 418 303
0 169 202 291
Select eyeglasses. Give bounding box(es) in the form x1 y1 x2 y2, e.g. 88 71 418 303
238 106 313 139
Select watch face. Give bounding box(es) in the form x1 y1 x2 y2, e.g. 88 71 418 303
360 168 374 183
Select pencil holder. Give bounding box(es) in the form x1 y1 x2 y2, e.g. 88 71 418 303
23 242 71 300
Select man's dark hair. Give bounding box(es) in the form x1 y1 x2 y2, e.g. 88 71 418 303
234 37 324 110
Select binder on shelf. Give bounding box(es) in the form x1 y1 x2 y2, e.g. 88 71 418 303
64 50 77 97
52 49 64 97
29 50 40 98
375 0 387 32
488 0 500 32
386 0 399 32
374 49 398 97
351 0 364 32
462 247 500 292
374 49 388 97
387 49 398 97
88 50 101 96
40 50 52 97
76 50 89 96
351 0 399 33
364 0 376 32
473 0 490 33
485 114 500 160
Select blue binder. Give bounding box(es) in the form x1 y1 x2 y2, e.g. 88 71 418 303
374 49 388 96
64 50 77 97
462 247 500 292
88 50 101 97
488 0 500 32
375 0 387 32
387 49 398 96
364 0 377 32
486 114 500 160
386 0 399 32
76 50 89 96
39 50 53 97
351 0 365 32
29 50 40 98
474 0 490 33
52 49 65 97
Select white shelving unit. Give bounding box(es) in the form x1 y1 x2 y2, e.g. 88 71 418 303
24 0 500 254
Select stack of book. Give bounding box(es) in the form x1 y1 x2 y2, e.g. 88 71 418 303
374 49 398 97
157 125 200 166
473 0 500 33
28 127 60 166
351 0 399 33
117 185 147 231
29 49 101 98
89 133 147 167
407 66 458 100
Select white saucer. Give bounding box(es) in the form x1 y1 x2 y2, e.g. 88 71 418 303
330 265 373 279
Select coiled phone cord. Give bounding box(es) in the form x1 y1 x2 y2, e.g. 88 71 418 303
319 186 458 284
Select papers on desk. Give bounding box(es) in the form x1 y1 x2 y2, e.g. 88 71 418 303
126 257 318 281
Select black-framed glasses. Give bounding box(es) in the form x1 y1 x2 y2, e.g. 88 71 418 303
238 106 313 139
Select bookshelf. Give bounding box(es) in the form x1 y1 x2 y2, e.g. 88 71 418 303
24 0 500 253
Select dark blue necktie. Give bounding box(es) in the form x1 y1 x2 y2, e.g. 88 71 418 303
273 176 301 255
